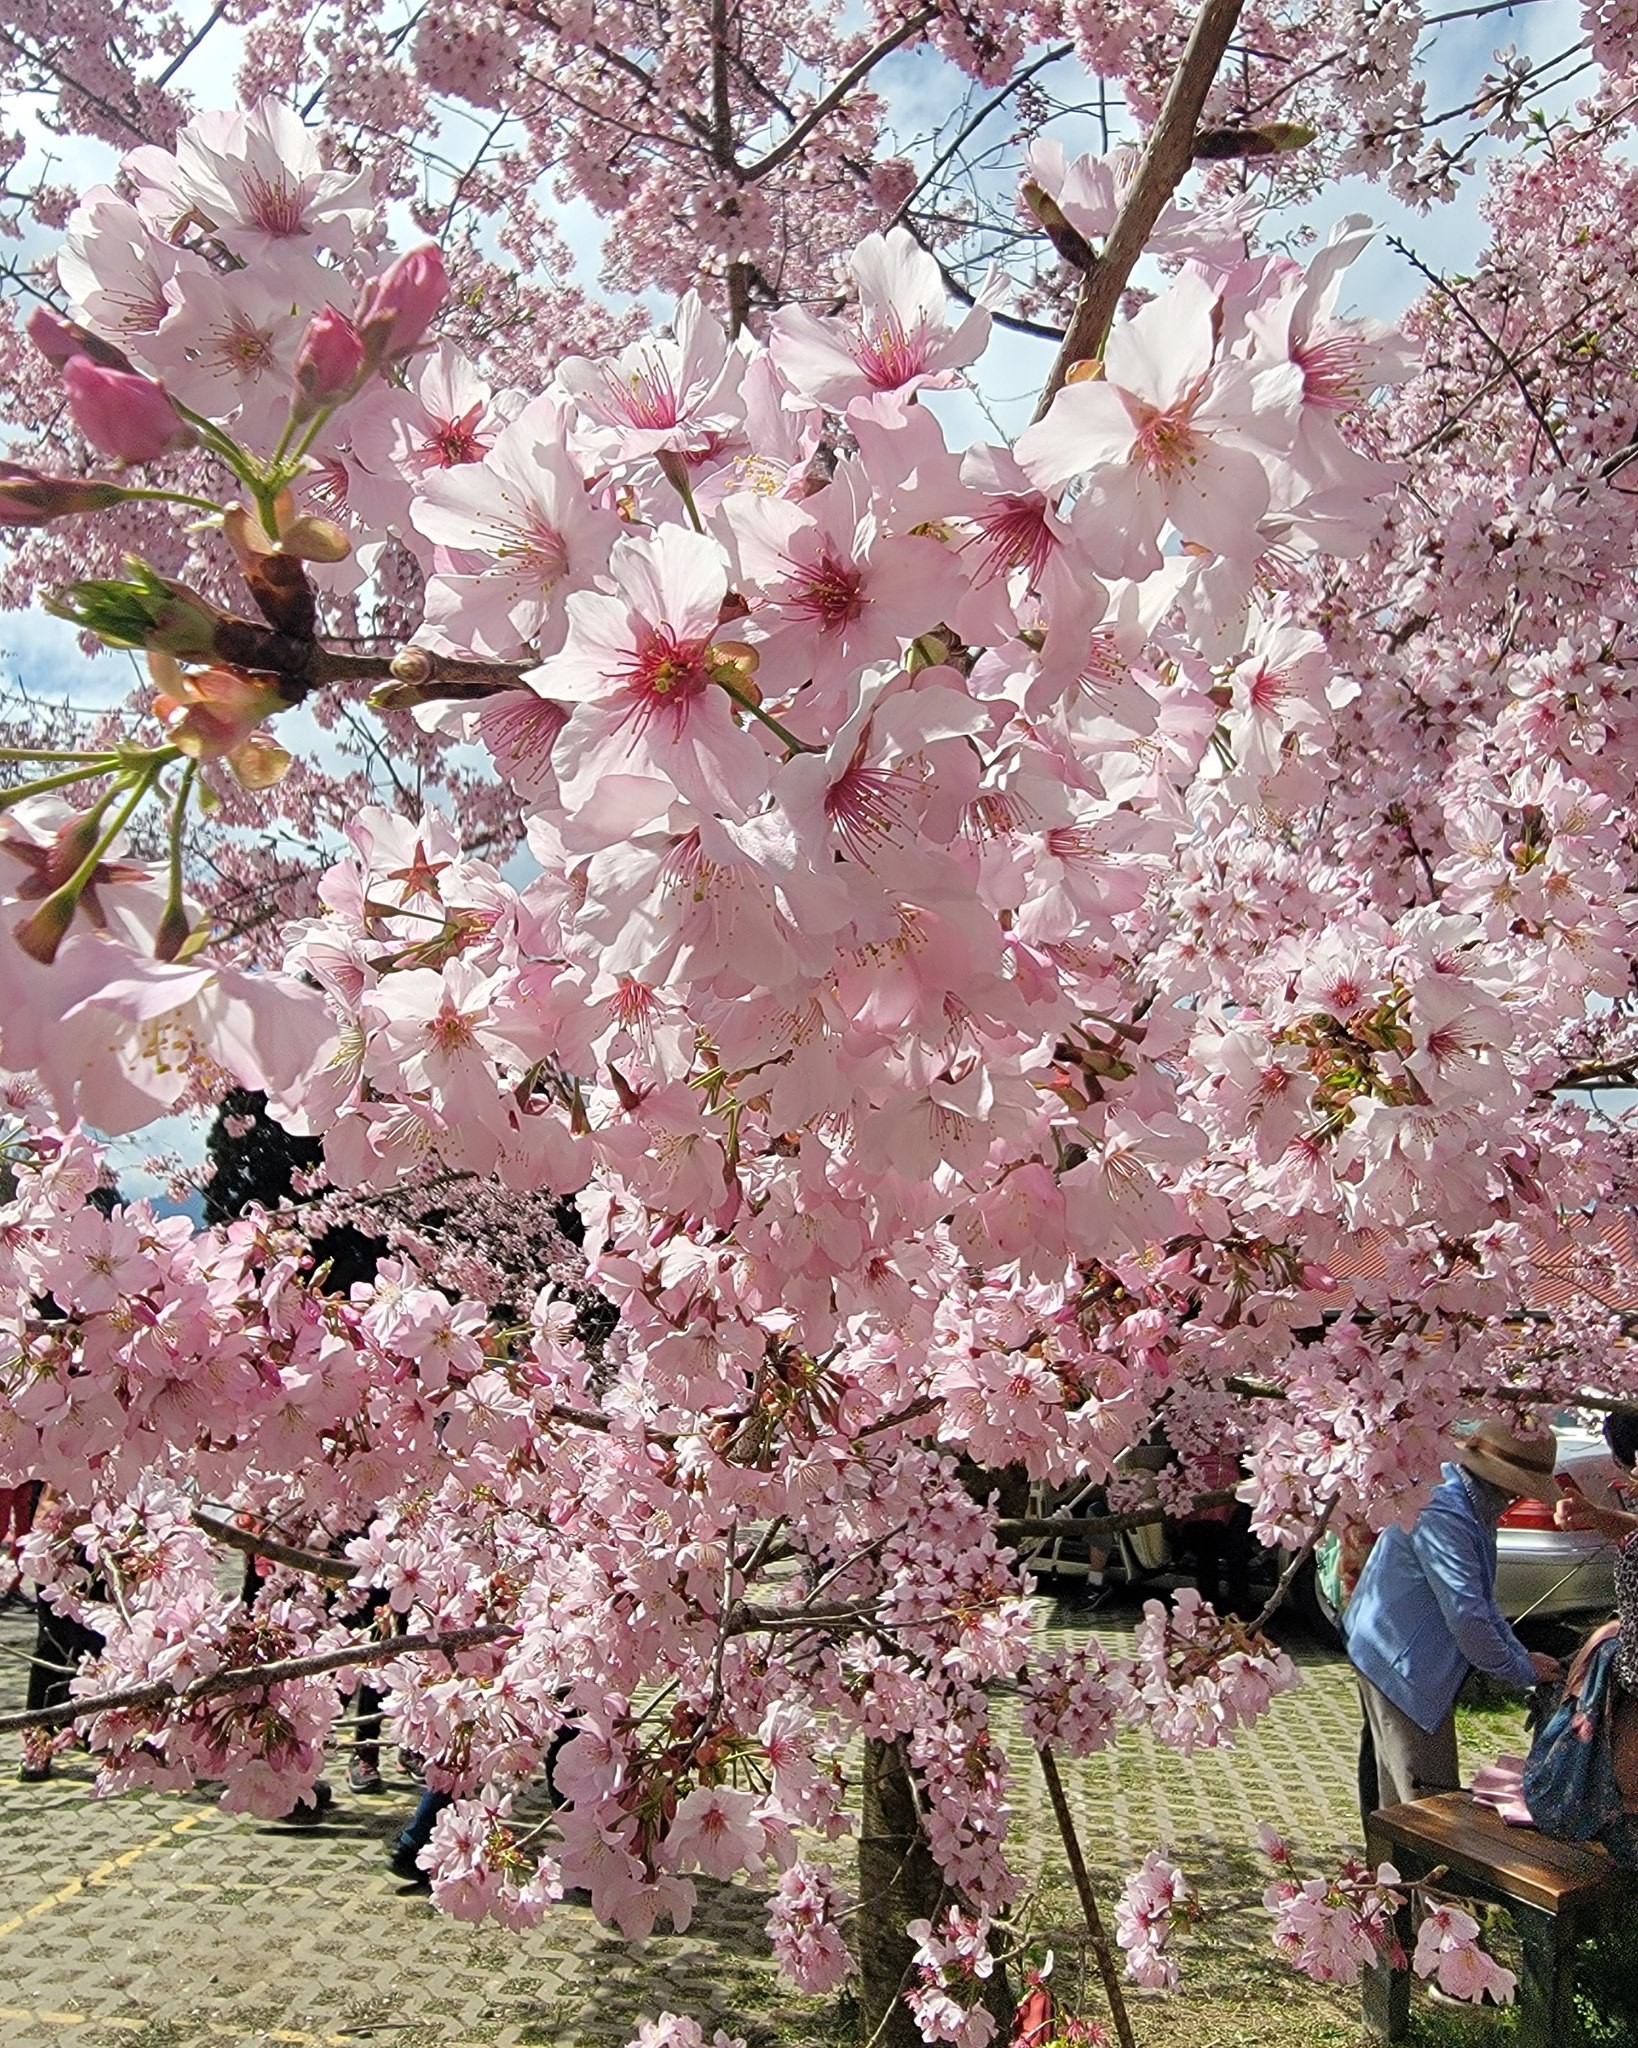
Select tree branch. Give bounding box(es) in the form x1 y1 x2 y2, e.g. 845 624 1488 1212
1386 234 1564 464
0 1623 515 1736
1034 0 1247 417
1036 1745 1137 2048
312 647 534 696
887 45 1075 233
742 9 936 182
193 1510 357 1583
996 1488 1239 1543
1246 1498 1334 1633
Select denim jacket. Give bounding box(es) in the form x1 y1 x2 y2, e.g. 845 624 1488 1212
1344 1465 1537 1732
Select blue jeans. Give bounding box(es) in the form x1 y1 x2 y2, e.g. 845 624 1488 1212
396 1788 452 1861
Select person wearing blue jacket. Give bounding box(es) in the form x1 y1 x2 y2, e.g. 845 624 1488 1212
1344 1419 1565 1830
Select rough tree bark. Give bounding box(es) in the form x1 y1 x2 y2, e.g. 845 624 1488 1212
857 1735 946 2048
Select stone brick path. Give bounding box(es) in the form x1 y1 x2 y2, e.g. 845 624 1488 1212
0 1587 1521 2048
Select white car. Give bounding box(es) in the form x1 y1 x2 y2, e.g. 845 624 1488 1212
1491 1423 1629 1620
1301 1424 1633 1641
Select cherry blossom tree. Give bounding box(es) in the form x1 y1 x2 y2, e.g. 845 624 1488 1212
4 2 1638 2045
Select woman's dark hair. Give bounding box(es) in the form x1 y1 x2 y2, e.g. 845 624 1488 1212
1603 1406 1638 1472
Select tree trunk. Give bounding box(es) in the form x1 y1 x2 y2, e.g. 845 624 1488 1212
854 1463 1029 2044
855 1737 1014 2048
857 1736 944 2048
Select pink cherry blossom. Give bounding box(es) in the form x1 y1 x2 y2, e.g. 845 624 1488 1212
531 524 771 827
1017 270 1300 579
413 397 620 658
1413 1905 1517 2005
769 229 993 420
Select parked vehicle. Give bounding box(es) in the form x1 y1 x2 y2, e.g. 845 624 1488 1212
1299 1423 1632 1645
1492 1423 1627 1620
1027 1423 1634 1631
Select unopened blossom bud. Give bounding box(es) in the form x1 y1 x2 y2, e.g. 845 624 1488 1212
707 640 760 680
62 359 193 464
46 560 221 657
12 889 79 966
225 732 295 789
277 514 352 563
390 646 435 686
907 631 952 673
27 307 133 372
0 464 127 528
356 244 448 366
291 306 365 422
1021 181 1097 272
153 899 193 963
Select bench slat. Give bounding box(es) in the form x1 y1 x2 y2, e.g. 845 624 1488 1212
1369 1793 1616 1916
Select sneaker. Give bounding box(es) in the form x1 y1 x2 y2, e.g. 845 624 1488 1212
277 1779 335 1824
397 1748 425 1783
389 1842 431 1887
17 1759 51 1783
348 1758 384 1794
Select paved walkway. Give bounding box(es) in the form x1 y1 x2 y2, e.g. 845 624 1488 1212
0 1588 1521 2048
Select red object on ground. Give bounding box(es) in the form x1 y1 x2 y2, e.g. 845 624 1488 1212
1011 1982 1053 2047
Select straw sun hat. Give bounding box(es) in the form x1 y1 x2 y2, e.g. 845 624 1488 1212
1455 1418 1561 1504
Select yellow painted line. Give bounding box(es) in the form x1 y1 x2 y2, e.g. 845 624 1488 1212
0 1811 208 1939
0 2017 337 2038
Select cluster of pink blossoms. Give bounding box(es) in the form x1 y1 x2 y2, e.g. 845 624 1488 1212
3 47 1637 2039
1113 1852 1192 1991
905 1907 1000 2048
1019 1589 1297 1761
1257 1826 1513 2004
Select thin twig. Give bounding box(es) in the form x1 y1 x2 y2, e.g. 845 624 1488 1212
887 45 1075 233
1387 235 1564 463
1036 1745 1137 2048
1247 1498 1336 1634
742 10 936 181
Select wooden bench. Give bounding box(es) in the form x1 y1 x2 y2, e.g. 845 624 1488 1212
1363 1791 1628 2046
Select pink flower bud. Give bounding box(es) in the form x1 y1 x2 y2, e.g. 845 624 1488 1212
0 464 127 528
292 306 365 422
62 359 193 464
28 307 133 373
356 244 448 365
152 665 288 760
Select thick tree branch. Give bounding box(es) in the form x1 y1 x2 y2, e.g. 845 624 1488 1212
312 647 534 696
996 1488 1239 1542
0 1623 515 1736
1034 0 1247 417
1551 1059 1638 1092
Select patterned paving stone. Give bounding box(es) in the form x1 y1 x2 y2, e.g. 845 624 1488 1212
0 1587 1527 2048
